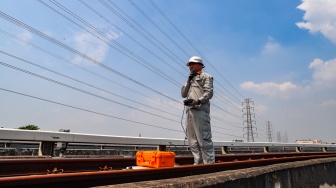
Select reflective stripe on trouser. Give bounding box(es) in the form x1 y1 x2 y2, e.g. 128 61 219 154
186 109 215 164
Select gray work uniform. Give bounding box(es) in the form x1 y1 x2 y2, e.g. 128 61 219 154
181 72 215 164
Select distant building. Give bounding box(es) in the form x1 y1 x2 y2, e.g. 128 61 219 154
295 139 322 144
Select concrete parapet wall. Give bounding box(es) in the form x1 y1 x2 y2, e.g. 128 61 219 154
0 148 38 156
103 157 336 188
0 148 193 157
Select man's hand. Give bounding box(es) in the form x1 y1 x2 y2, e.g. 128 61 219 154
188 69 196 82
183 99 201 106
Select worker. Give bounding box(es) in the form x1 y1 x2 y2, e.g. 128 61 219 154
181 56 215 164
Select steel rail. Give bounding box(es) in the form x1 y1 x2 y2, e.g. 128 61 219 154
0 152 333 177
1 153 336 187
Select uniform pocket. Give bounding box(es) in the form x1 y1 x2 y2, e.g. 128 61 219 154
202 113 212 139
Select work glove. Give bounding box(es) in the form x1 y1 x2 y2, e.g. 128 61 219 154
183 99 201 106
188 69 197 81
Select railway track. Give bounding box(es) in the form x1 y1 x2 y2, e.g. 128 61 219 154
1 152 336 187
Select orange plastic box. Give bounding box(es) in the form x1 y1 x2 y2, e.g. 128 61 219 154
136 151 175 168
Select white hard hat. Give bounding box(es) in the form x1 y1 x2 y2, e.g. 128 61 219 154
186 56 204 68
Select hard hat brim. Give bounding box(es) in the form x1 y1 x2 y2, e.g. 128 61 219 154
186 62 205 68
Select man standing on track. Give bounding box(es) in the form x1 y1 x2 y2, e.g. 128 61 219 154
181 56 215 164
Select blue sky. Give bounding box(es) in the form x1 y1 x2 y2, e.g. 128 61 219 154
1 0 335 143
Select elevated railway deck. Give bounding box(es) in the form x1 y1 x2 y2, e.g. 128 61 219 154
1 129 336 187
1 152 336 187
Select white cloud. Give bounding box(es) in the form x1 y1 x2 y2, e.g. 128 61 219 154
241 58 336 98
261 36 281 54
18 31 33 41
240 81 297 97
309 58 336 87
71 30 118 64
322 99 336 107
308 58 323 69
16 31 33 45
254 104 268 115
296 0 336 43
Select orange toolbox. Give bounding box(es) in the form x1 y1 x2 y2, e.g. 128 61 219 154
136 151 175 168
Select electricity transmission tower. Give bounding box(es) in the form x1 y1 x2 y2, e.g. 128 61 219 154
242 98 257 142
283 131 288 143
266 121 273 142
277 131 281 142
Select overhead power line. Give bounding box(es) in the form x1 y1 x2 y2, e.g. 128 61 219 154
0 10 180 103
144 0 245 106
0 61 182 123
0 50 181 118
212 104 243 120
0 87 182 133
39 0 181 87
102 0 186 67
0 1 260 138
128 0 190 57
78 0 186 78
149 0 246 102
48 1 244 120
0 28 161 101
0 28 243 134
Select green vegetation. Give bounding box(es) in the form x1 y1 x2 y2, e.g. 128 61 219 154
17 125 40 130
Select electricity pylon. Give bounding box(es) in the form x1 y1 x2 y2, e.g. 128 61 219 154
266 121 273 142
242 98 257 142
283 131 288 143
277 131 281 142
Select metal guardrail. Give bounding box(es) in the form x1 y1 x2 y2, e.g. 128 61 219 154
1 128 335 156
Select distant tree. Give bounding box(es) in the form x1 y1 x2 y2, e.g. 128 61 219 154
18 125 40 130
